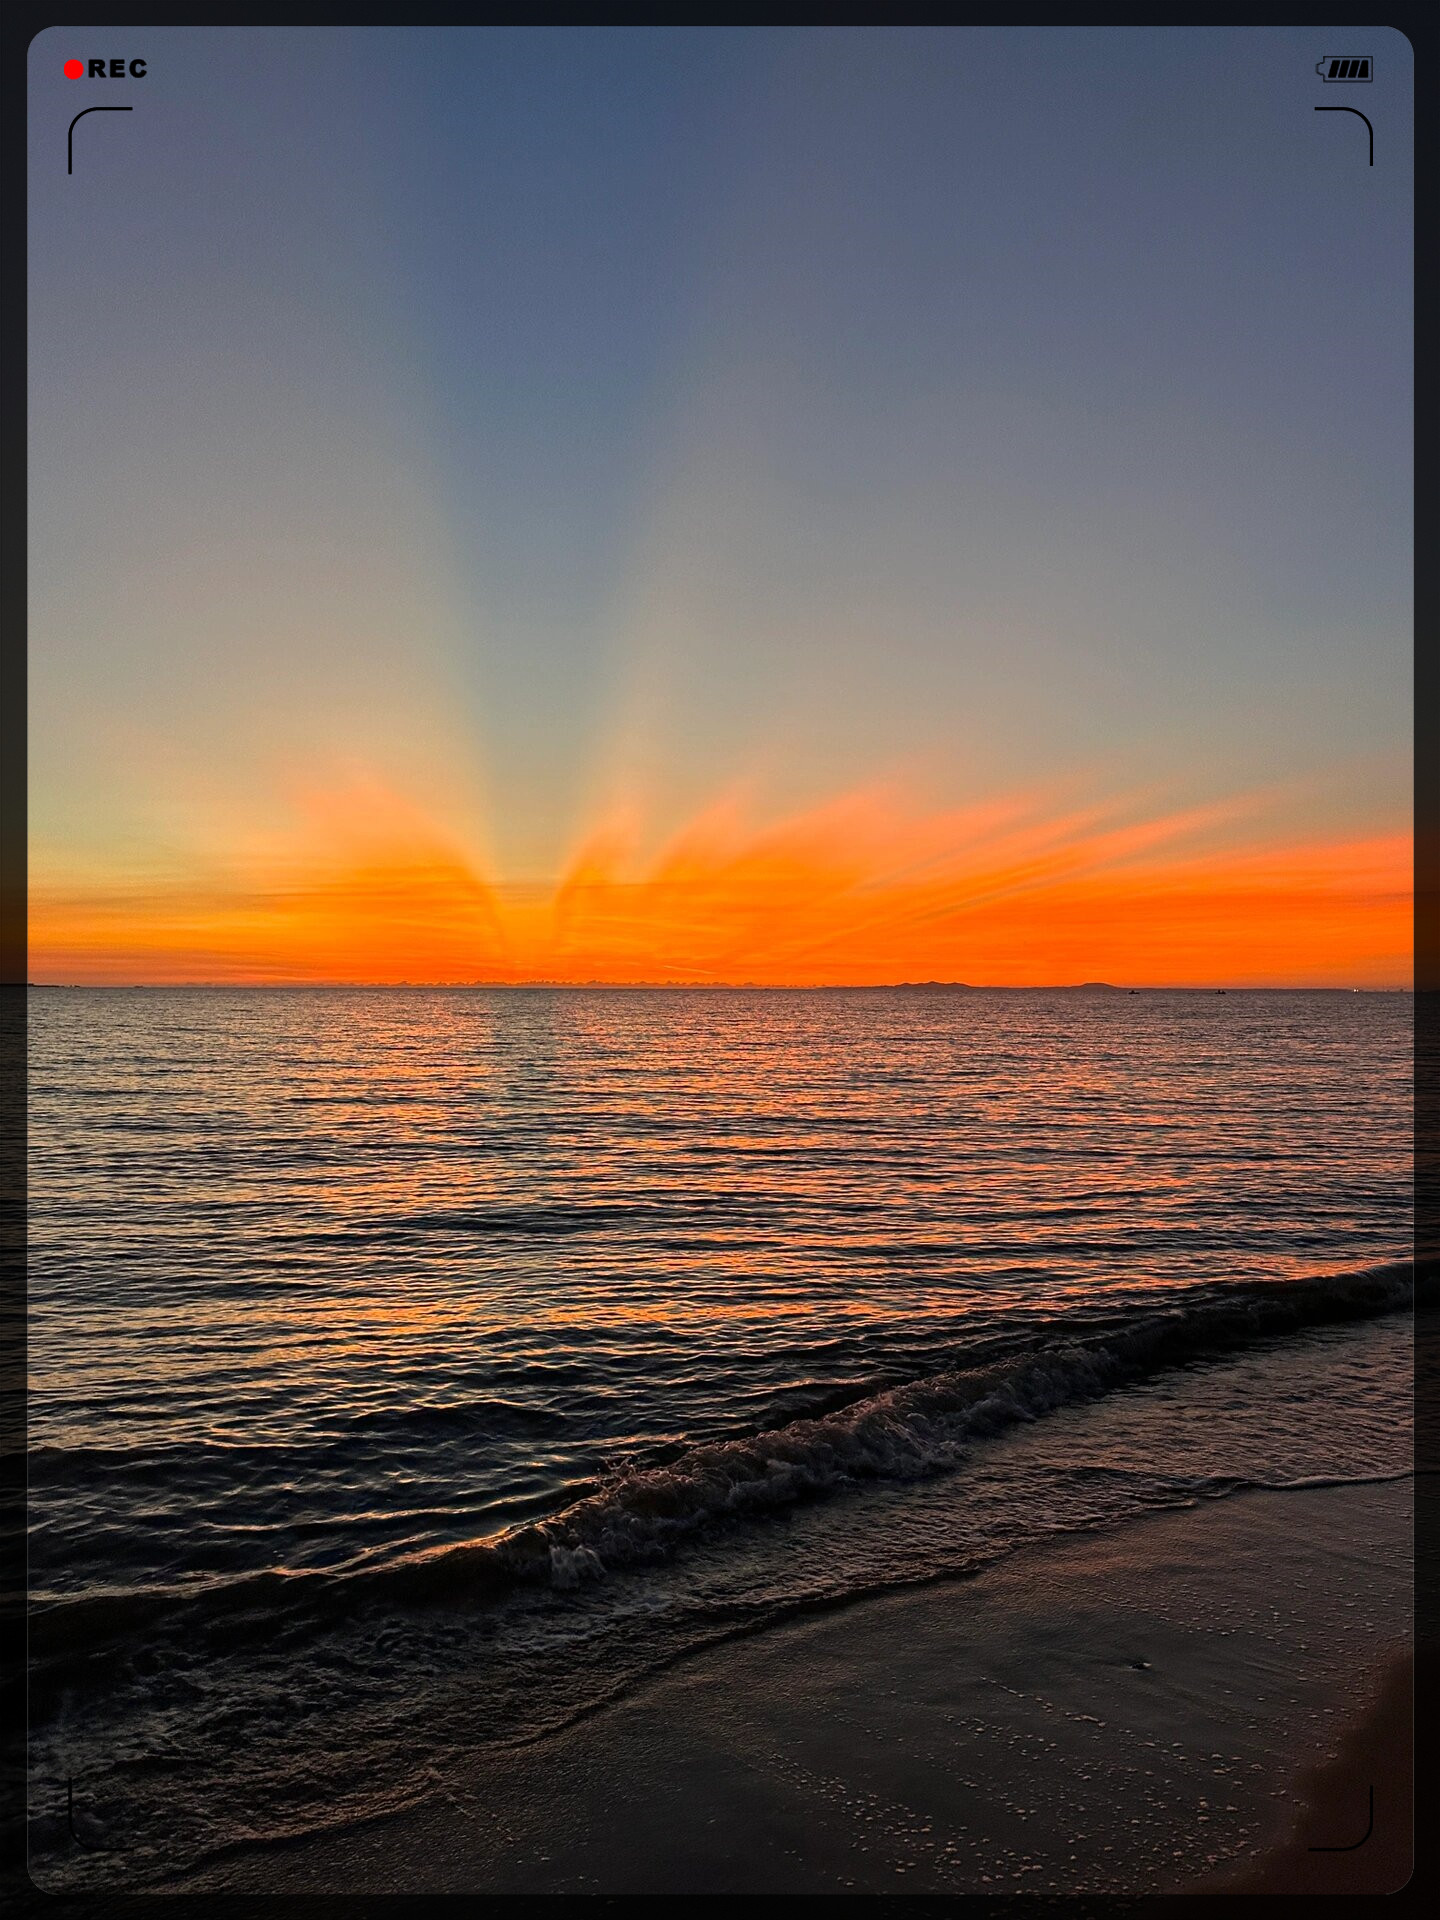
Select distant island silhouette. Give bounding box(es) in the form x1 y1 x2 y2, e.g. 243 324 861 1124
887 981 1122 993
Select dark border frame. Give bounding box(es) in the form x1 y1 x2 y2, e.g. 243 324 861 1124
4 9 1432 1913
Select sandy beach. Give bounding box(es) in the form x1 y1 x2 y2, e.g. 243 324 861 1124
1207 1647 1413 1895
162 1476 1411 1898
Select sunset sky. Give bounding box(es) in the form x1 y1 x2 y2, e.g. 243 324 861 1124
28 27 1413 985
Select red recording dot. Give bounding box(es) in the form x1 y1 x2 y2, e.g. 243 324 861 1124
63 59 84 78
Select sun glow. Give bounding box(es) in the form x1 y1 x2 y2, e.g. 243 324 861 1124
28 770 1412 988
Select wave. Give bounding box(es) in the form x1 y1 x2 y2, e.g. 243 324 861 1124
28 1259 1420 1666
495 1258 1421 1586
27 1398 572 1477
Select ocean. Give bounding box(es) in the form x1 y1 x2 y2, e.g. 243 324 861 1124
25 985 1415 1888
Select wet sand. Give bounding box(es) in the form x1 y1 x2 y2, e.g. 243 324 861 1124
164 1478 1411 1898
1203 1647 1412 1895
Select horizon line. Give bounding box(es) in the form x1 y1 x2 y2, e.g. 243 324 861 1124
21 980 1413 993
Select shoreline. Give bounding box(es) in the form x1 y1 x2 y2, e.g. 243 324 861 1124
155 1477 1412 1898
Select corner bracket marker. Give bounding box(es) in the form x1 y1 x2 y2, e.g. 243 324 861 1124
1314 104 1374 166
68 105 133 176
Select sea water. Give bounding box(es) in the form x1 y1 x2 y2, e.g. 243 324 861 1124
25 986 1414 1886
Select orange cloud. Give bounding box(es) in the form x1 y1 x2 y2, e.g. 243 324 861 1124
28 776 1411 987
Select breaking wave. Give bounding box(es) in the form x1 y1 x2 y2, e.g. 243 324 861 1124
28 1258 1420 1673
495 1258 1421 1584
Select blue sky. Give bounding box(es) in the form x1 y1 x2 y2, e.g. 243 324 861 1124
27 26 1413 981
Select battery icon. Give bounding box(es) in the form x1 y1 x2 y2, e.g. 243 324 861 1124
1316 56 1372 80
